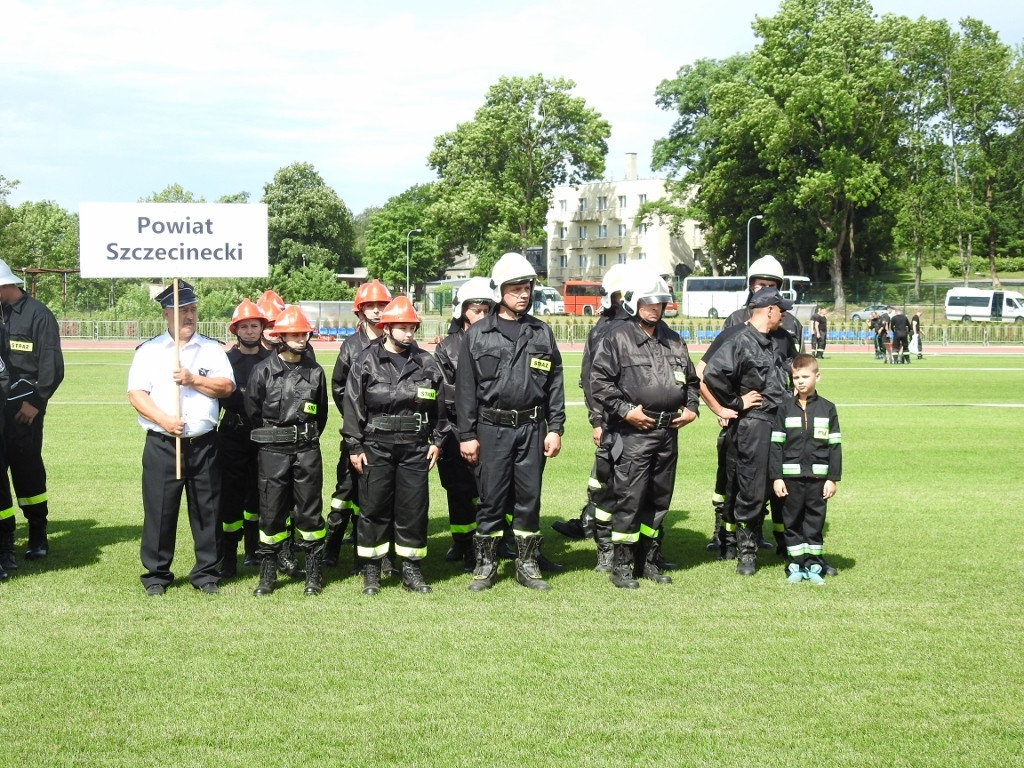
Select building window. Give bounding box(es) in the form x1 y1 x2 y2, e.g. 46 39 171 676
597 196 608 210
578 226 587 239
597 224 608 238
560 226 568 240
637 223 648 235
559 199 567 211
559 254 568 268
638 252 647 260
618 223 627 237
577 254 587 269
618 253 627 264
597 253 607 267
578 198 587 211
638 194 647 205
617 195 627 209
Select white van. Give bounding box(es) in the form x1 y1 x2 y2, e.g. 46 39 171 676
532 285 564 315
944 288 1024 323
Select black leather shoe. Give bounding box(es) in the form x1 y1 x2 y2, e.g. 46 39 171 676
551 518 587 540
197 582 220 595
145 584 165 596
821 562 838 577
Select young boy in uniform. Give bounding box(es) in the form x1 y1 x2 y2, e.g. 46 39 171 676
769 353 842 585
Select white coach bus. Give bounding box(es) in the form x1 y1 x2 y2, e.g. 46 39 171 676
681 274 811 319
944 288 1024 323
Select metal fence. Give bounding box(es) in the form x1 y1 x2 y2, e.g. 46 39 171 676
58 318 1024 347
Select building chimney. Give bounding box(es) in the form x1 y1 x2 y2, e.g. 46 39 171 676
624 152 638 181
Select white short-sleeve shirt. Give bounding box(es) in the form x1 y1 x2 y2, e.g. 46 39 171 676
127 331 235 436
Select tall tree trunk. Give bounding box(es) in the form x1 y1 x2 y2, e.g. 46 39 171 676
986 172 1001 289
830 204 850 314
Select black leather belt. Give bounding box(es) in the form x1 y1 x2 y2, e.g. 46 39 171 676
149 430 215 447
479 406 541 427
369 414 428 433
642 409 678 429
250 423 319 444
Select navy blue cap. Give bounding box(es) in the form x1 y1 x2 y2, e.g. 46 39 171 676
747 286 793 311
155 280 197 308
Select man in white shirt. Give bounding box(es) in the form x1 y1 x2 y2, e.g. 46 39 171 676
127 281 234 596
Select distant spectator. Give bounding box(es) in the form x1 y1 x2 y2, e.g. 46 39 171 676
910 310 924 359
809 307 828 359
890 309 911 365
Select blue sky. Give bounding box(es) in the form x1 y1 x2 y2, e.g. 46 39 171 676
2 0 1021 216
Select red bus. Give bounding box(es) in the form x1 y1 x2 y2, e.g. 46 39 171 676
563 280 603 315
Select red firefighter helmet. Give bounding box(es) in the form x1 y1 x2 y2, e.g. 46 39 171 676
256 290 286 324
353 279 392 312
269 305 314 336
375 296 421 329
228 298 267 334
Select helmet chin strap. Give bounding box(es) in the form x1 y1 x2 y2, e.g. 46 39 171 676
238 336 262 349
284 338 308 354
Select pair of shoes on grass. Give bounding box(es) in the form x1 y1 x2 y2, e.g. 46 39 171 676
785 563 826 585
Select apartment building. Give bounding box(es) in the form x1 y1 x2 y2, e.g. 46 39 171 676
545 153 702 289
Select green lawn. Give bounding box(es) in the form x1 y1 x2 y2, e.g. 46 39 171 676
1 350 1022 767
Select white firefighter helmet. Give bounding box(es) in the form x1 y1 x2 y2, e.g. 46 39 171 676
489 252 538 302
600 263 630 309
622 270 673 317
452 277 495 319
747 255 784 288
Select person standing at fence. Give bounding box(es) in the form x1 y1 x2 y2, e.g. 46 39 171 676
810 307 827 359
456 252 566 592
244 305 329 597
324 278 392 572
216 298 270 577
911 309 924 359
127 281 235 596
0 259 64 564
434 277 494 572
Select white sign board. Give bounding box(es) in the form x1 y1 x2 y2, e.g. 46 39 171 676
78 202 269 278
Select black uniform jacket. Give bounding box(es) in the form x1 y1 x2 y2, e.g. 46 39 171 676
220 346 271 432
581 304 630 426
243 354 329 452
455 312 566 442
702 323 789 420
2 290 64 411
342 341 443 454
434 327 465 433
769 392 842 481
722 306 804 363
331 324 377 414
590 319 700 426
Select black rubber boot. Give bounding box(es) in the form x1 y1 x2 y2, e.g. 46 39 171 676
536 539 565 574
401 559 432 593
468 534 499 592
242 519 259 566
736 525 758 576
322 510 350 568
719 524 737 561
304 545 324 596
445 532 474 573
705 500 724 551
594 536 613 573
639 537 672 584
219 533 240 579
253 554 277 596
277 539 305 579
653 526 678 570
497 528 517 560
0 518 18 572
551 502 594 540
0 559 7 581
514 535 551 591
610 542 640 589
25 515 48 560
362 560 382 596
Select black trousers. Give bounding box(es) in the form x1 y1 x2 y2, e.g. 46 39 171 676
608 427 677 542
725 417 773 526
778 477 827 566
217 429 259 536
356 440 429 560
437 434 477 535
140 431 221 589
2 408 48 521
474 421 545 536
256 444 325 553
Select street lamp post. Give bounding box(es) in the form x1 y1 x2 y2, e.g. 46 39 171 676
746 214 763 274
405 228 422 299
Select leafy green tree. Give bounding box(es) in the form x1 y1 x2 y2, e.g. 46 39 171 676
363 184 442 294
261 162 356 274
139 184 205 203
428 74 611 266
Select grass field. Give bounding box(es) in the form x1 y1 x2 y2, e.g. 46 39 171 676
1 349 1022 768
